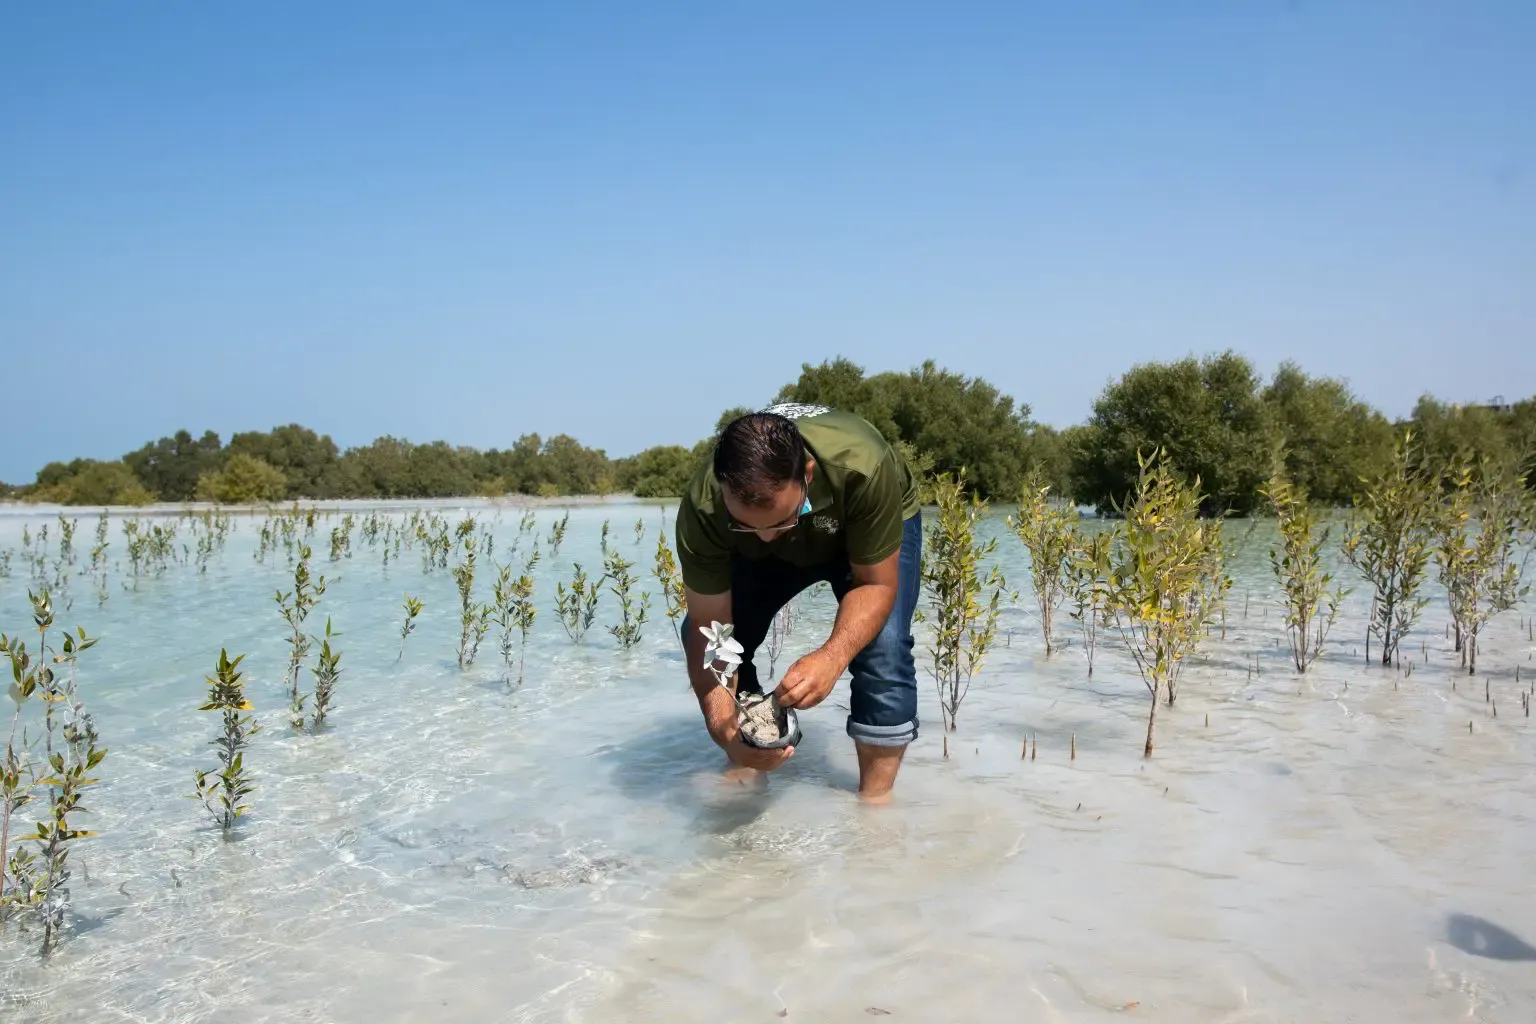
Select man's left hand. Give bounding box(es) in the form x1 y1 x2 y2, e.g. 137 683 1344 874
775 647 846 710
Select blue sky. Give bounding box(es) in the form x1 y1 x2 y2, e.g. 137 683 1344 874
1 1 1532 483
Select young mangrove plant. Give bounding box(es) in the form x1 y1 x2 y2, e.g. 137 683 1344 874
1066 530 1114 677
600 519 612 557
919 471 1006 732
1433 455 1532 675
1106 449 1230 757
453 535 478 668
123 519 148 588
1261 465 1349 673
275 543 327 728
604 550 651 648
766 599 798 680
653 531 688 644
56 515 77 574
494 548 539 684
549 511 570 555
452 535 495 669
0 596 105 953
191 649 259 836
308 618 343 729
1 629 46 925
633 517 645 545
32 733 106 954
397 595 424 660
329 522 351 561
1341 431 1437 666
1007 471 1080 656
555 562 602 643
55 624 101 779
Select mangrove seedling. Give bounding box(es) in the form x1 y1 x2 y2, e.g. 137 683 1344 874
452 535 496 669
56 515 77 573
453 535 481 669
1341 431 1437 666
600 519 612 556
1433 454 1532 675
698 620 791 741
123 519 148 588
191 648 259 835
1261 465 1348 673
494 550 539 684
1066 530 1114 677
1 630 46 923
2 599 106 953
633 517 645 544
766 599 798 680
549 511 570 555
1106 449 1230 757
308 618 343 729
604 550 651 648
1007 470 1080 656
275 543 327 728
397 595 424 660
920 471 1006 732
55 625 101 776
329 523 351 561
653 531 688 644
31 739 106 954
555 562 602 643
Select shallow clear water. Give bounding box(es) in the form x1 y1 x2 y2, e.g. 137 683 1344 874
1 500 1533 1022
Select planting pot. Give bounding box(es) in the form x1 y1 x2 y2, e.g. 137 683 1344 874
737 692 802 750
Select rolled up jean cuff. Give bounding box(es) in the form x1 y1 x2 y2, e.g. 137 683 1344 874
847 717 918 747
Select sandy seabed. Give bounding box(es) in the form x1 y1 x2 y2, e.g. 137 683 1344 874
0 500 1532 1023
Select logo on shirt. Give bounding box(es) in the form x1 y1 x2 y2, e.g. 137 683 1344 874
812 514 839 534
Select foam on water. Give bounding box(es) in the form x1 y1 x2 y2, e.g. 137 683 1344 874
0 501 1533 1022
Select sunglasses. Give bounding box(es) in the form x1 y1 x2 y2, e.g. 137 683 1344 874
726 478 812 534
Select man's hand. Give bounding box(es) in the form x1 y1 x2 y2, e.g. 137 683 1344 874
775 647 846 710
710 715 796 771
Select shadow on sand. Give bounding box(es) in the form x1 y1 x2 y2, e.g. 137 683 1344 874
1446 914 1536 961
598 710 841 838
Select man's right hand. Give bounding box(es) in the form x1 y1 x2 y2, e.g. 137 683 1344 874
683 586 793 772
709 715 795 772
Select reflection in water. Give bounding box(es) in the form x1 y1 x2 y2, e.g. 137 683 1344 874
0 504 1532 1023
1446 914 1536 961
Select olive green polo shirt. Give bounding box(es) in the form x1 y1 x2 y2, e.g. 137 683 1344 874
675 404 920 595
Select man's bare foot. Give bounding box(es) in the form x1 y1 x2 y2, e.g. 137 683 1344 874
722 762 763 786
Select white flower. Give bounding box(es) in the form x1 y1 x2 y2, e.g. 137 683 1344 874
699 620 744 676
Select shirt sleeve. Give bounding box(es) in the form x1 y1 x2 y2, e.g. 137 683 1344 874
843 448 906 565
675 490 732 594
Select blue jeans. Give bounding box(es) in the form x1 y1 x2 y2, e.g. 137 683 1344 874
684 512 922 747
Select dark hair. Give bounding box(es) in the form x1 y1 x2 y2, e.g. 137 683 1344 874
714 412 807 507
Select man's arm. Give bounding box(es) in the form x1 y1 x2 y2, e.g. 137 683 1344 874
823 549 900 665
682 587 737 738
684 585 798 770
777 451 908 710
775 549 899 710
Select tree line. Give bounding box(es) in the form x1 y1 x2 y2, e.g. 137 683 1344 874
3 351 1531 512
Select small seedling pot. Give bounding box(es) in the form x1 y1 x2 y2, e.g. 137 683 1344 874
738 693 802 750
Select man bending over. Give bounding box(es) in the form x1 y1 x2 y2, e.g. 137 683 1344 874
674 404 922 801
